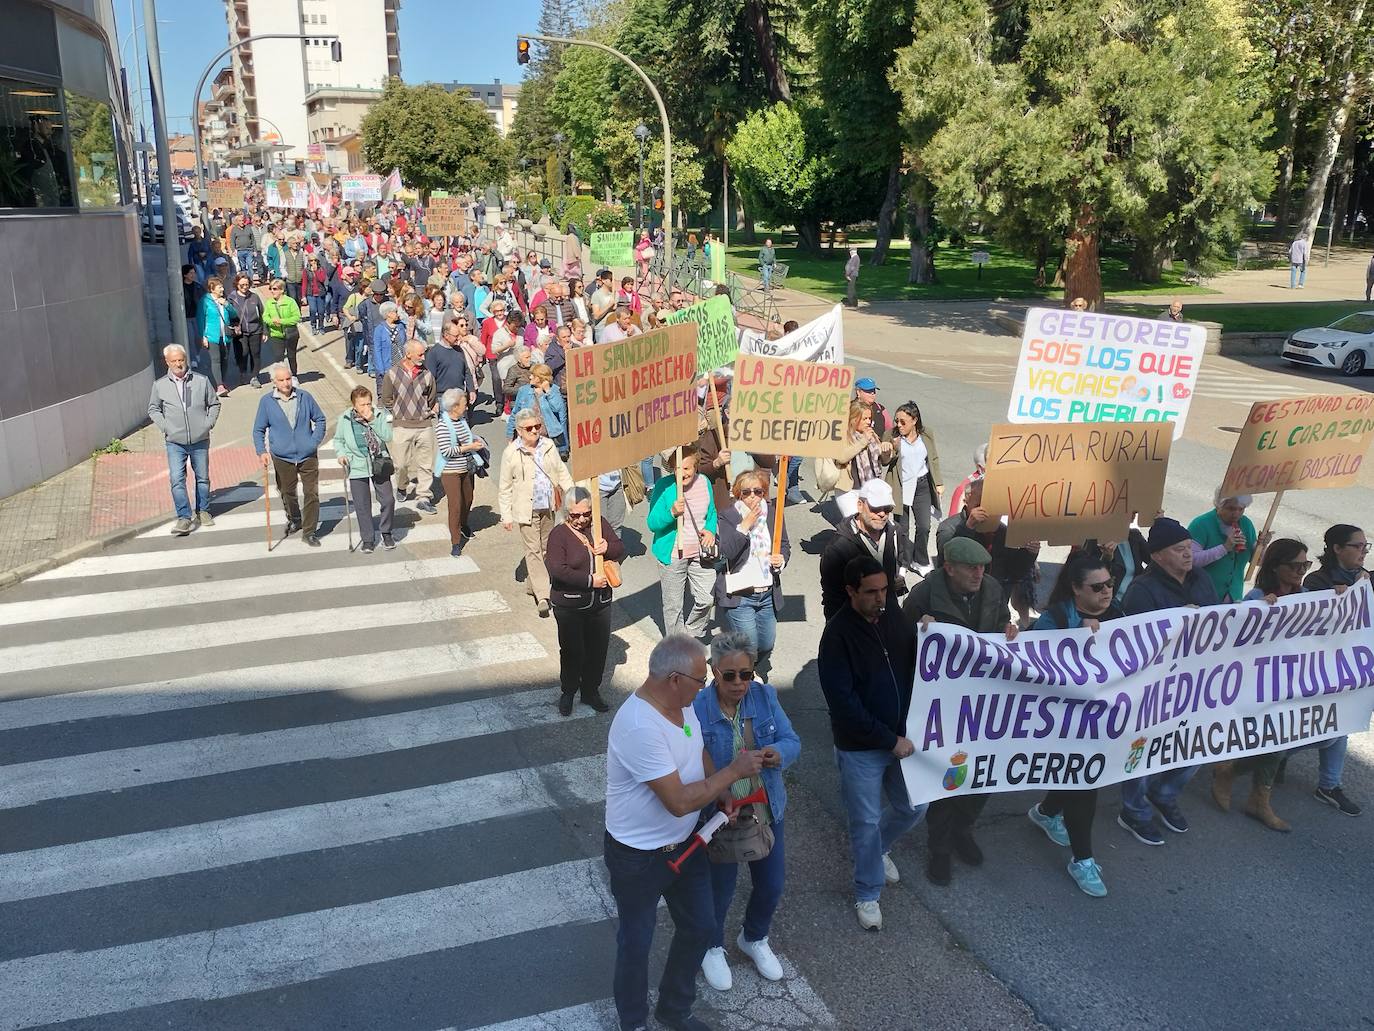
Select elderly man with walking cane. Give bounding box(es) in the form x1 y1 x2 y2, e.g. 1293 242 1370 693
253 363 328 547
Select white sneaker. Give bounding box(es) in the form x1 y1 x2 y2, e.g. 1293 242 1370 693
700 946 732 991
882 852 900 885
737 932 783 981
855 899 882 931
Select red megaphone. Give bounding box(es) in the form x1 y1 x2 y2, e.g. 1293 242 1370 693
667 786 768 874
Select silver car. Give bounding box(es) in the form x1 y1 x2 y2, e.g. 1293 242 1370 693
1281 311 1374 376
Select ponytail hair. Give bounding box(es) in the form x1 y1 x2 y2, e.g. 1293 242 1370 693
1319 524 1362 569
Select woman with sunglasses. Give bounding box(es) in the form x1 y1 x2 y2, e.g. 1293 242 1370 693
499 408 575 618
714 471 790 680
1304 523 1371 591
545 487 626 716
1026 554 1122 897
1207 540 1363 824
693 631 800 991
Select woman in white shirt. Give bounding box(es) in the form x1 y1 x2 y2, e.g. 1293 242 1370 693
884 401 944 575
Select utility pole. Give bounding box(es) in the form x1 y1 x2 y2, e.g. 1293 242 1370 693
143 0 186 353
634 122 649 233
519 33 673 276
722 158 729 251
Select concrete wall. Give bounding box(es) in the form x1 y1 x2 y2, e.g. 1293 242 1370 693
0 210 154 498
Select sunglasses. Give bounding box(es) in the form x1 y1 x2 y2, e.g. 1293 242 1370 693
738 487 766 497
1083 580 1115 593
1282 560 1314 571
568 511 592 520
519 423 543 432
868 505 894 516
717 669 755 683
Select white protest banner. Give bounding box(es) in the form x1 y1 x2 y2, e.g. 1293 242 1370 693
266 177 309 209
341 174 382 203
738 303 844 363
1009 307 1206 439
900 581 1374 807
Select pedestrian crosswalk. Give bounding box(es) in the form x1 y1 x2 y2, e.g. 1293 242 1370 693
0 480 835 1029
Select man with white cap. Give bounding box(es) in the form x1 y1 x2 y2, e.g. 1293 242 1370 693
820 479 904 621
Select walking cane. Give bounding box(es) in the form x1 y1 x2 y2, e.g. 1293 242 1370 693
342 467 355 552
263 462 272 552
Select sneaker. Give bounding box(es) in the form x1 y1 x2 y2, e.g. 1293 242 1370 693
450 544 463 558
1150 797 1190 833
284 521 302 537
460 526 474 541
651 1008 710 1031
1067 857 1108 898
1314 785 1362 817
381 534 396 551
737 932 783 981
1116 812 1165 846
196 510 215 528
171 517 193 536
250 378 260 389
926 852 952 886
360 540 376 554
882 852 900 885
700 946 732 991
303 533 321 547
785 488 803 505
1028 803 1070 847
855 899 882 931
415 499 437 515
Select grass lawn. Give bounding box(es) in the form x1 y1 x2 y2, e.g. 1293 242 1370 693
724 236 1214 302
1113 300 1374 335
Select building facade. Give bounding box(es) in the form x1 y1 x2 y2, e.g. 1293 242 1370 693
441 80 520 136
305 85 381 172
223 0 399 166
0 0 149 499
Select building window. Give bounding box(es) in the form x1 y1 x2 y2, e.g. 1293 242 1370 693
0 76 74 208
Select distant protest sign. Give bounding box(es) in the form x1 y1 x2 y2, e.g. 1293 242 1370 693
661 294 738 373
567 324 699 480
729 355 855 460
590 231 634 269
426 197 467 236
1009 307 1206 439
901 580 1374 807
979 421 1172 547
340 174 382 202
207 180 243 212
1221 393 1374 496
738 304 844 363
266 177 309 209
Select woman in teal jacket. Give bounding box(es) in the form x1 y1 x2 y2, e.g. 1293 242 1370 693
198 277 238 396
648 444 719 639
333 384 396 554
1187 488 1271 603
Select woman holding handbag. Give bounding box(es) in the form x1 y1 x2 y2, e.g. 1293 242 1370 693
545 487 626 716
693 631 801 992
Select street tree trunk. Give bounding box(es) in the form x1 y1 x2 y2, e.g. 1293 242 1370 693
906 175 936 284
1130 237 1170 283
1330 123 1357 242
1273 86 1303 235
1296 0 1367 245
744 0 792 103
1063 205 1103 308
868 162 902 266
796 217 822 256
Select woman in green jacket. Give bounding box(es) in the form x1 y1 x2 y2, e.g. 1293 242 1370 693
262 278 303 380
333 384 396 554
1187 488 1271 603
647 444 719 639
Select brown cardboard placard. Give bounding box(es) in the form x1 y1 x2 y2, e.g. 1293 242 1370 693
728 354 856 460
1221 393 1374 496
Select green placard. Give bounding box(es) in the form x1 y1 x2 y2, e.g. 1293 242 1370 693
661 293 738 373
590 231 634 269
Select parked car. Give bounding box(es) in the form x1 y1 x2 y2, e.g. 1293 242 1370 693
139 204 190 243
1281 311 1374 376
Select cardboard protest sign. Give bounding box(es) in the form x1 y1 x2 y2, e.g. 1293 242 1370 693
340 174 382 202
901 580 1374 807
729 355 855 460
738 304 844 363
1009 307 1206 439
661 294 738 373
1221 393 1374 496
567 324 699 480
426 197 468 236
590 231 634 269
979 421 1172 546
266 177 309 209
206 180 244 212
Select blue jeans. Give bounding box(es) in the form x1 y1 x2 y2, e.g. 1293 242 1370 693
307 293 327 331
1120 766 1198 824
761 264 773 289
724 591 777 669
834 747 927 902
1288 735 1347 791
165 440 210 520
709 817 785 947
604 831 713 1031
236 249 253 277
787 455 802 492
1290 262 1307 288
345 327 364 366
640 455 658 488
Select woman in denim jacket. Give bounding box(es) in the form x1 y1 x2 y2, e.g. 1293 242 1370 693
692 631 802 993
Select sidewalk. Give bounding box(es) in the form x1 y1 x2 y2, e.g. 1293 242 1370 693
0 326 357 588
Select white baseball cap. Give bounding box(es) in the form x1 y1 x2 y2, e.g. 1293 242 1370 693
856 479 895 508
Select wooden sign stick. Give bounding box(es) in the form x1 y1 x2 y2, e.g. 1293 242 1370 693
675 446 685 558
707 376 728 449
589 482 605 577
1244 490 1284 582
772 455 788 548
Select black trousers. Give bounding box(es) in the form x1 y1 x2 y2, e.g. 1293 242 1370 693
267 332 300 377
234 329 263 376
927 794 989 856
1039 789 1098 861
552 603 612 700
896 479 934 567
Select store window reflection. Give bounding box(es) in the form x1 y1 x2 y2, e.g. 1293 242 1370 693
0 77 74 208
63 90 118 209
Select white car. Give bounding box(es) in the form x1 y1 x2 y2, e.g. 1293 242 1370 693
139 204 190 242
1281 311 1374 376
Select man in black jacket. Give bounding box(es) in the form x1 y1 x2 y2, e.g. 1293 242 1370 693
818 555 926 932
820 479 904 621
902 536 1017 887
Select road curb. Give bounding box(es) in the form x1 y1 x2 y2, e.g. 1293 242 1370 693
0 511 172 591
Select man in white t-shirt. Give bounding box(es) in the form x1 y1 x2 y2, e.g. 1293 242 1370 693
604 634 764 1031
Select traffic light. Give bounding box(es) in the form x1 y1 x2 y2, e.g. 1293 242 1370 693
517 38 531 65
330 40 343 62
652 187 664 213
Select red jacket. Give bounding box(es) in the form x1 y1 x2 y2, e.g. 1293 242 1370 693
481 316 508 360
301 267 328 297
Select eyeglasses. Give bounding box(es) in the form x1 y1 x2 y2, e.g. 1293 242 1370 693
1282 560 1314 571
738 487 766 497
1342 541 1371 552
568 510 592 520
672 670 707 686
1083 580 1115 593
717 669 755 683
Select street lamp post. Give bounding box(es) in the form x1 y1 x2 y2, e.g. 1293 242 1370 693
634 122 649 233
519 33 674 274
